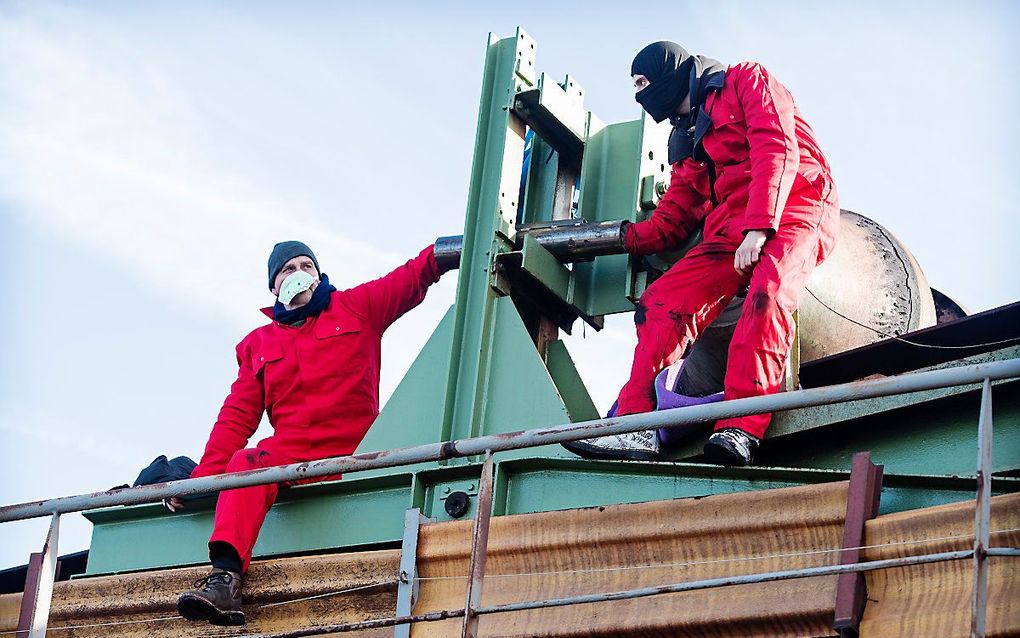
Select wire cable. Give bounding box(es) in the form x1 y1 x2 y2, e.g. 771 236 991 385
3 528 1016 634
414 526 1020 582
257 580 395 609
0 581 397 635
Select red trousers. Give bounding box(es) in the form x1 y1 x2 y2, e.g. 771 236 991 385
208 447 340 573
616 198 838 439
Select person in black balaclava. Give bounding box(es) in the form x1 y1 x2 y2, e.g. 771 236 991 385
631 41 726 166
565 41 840 467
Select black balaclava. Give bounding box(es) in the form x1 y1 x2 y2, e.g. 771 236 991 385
631 41 727 164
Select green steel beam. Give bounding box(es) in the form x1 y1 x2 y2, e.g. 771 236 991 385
440 28 536 454
354 306 456 479
545 339 600 423
505 233 572 303
81 456 1019 576
769 346 1020 439
82 472 415 575
513 72 587 166
661 347 1020 476
572 114 670 317
762 379 1020 477
361 29 581 469
489 458 1017 517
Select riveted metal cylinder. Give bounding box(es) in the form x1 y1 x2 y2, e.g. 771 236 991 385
435 220 628 269
521 220 628 261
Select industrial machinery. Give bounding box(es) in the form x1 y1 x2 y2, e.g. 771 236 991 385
434 203 944 398
1 26 1017 638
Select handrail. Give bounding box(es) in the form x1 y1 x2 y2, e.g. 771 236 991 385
1 357 1017 523
4 357 1016 638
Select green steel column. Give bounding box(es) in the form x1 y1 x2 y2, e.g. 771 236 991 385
441 28 535 455
363 29 585 465
365 29 671 463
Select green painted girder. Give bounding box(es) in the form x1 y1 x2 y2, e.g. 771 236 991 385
763 378 1020 477
82 456 1017 576
358 27 665 471
662 347 1020 477
572 114 670 317
439 28 537 453
361 295 577 473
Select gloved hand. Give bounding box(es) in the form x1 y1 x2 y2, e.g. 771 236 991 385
734 230 769 275
163 497 185 513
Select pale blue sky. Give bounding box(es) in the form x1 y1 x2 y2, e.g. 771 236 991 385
1 1 1018 569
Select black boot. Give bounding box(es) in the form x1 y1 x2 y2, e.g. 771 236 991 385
177 568 245 625
703 428 759 467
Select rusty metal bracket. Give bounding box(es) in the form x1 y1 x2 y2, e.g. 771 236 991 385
394 507 430 638
461 450 495 638
15 552 43 638
833 452 884 637
16 513 60 638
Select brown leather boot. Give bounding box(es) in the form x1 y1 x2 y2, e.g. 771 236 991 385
177 568 245 625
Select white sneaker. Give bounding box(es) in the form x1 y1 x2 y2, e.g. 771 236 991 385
562 429 660 461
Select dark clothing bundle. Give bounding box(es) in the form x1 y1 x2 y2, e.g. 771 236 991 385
133 455 198 487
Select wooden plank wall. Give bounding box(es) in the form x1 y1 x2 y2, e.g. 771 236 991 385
412 482 851 637
861 492 1020 637
0 549 400 637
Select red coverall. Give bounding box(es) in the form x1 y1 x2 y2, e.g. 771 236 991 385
191 247 441 572
618 62 839 439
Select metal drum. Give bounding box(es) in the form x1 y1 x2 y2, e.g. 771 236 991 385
679 210 938 394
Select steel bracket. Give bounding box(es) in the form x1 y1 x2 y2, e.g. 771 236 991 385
16 513 60 638
394 507 431 638
833 452 884 636
512 73 587 169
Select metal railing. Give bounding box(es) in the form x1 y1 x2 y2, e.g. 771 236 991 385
2 357 1018 638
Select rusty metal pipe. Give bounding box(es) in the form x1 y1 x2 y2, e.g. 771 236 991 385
517 220 628 261
434 220 627 270
0 358 1017 523
461 450 495 638
433 235 463 271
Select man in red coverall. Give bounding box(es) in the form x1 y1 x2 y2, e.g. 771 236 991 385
567 41 838 467
172 240 449 625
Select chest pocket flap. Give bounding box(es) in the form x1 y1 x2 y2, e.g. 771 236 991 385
252 344 284 376
313 313 361 340
712 103 745 129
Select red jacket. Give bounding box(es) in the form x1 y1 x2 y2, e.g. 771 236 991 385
627 62 837 256
192 246 441 478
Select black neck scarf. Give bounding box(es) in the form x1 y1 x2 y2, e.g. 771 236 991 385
273 273 337 325
631 41 727 164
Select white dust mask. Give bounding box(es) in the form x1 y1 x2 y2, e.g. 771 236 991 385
278 271 317 305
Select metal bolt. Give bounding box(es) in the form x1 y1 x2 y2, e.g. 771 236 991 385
468 484 476 492
442 486 451 494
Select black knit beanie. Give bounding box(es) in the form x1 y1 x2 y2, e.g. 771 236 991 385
267 241 320 290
